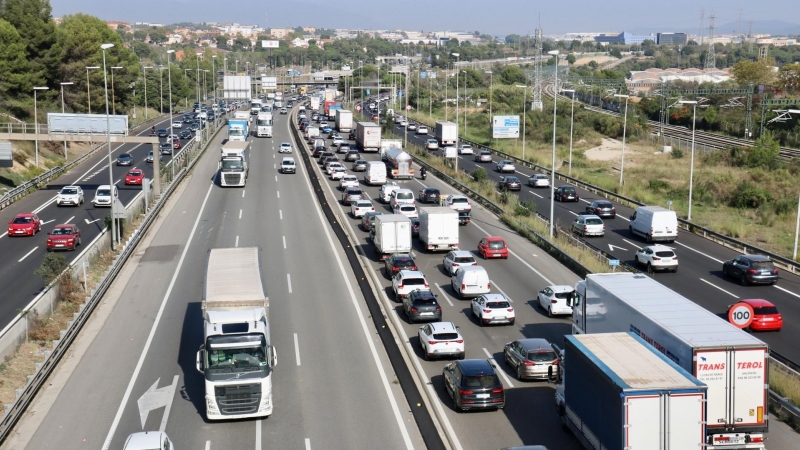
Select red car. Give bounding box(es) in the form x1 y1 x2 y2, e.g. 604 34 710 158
125 168 145 185
172 139 181 149
371 114 379 121
478 236 509 259
728 299 783 332
46 224 81 251
7 213 41 236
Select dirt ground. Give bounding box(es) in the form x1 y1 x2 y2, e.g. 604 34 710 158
572 55 617 67
583 137 645 163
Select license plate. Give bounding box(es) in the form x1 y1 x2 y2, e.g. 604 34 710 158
495 316 505 320
493 254 501 258
475 393 490 399
420 312 433 316
55 244 64 247
15 231 24 234
763 317 774 321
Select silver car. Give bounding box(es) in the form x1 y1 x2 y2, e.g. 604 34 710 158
442 250 477 276
496 160 515 173
503 338 558 380
571 214 605 237
474 151 492 163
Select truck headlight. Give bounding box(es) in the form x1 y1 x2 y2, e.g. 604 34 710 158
258 394 271 411
206 396 219 413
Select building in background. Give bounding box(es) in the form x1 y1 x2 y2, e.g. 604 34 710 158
595 31 656 45
656 32 687 46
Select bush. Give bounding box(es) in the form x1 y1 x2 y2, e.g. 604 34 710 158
648 180 670 193
35 252 68 285
729 181 772 209
773 197 797 216
670 148 684 159
471 167 488 182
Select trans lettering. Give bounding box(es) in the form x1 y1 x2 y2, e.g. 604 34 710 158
629 325 679 364
697 363 725 371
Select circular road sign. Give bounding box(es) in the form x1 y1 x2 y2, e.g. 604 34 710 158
406 105 412 111
728 302 755 329
356 105 362 111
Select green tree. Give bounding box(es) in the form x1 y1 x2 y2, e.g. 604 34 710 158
730 59 776 87
0 0 62 93
566 54 576 65
499 65 525 85
148 29 167 44
215 35 228 50
610 48 622 58
777 62 800 94
0 18 31 117
740 132 780 169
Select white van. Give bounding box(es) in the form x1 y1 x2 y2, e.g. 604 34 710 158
380 182 401 203
365 161 387 185
92 184 118 207
629 205 678 243
451 266 491 299
439 146 457 158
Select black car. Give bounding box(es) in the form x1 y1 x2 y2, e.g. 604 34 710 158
116 153 133 166
418 187 441 204
498 176 522 192
179 130 192 139
442 359 505 412
586 200 616 218
402 289 442 323
183 114 193 123
159 142 173 155
411 217 420 237
722 255 779 286
554 186 579 202
156 129 168 138
348 131 356 140
384 253 418 277
458 211 471 225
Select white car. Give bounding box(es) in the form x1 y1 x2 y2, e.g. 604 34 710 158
394 115 404 124
279 142 293 153
529 174 550 187
332 136 345 146
380 183 401 203
391 270 429 302
171 121 182 128
168 134 179 140
339 175 359 190
571 214 605 237
418 322 465 360
122 431 174 450
496 160 515 172
390 188 415 209
330 166 347 180
416 126 429 135
471 293 515 326
351 200 374 218
635 244 679 272
442 250 477 276
325 162 344 176
92 184 118 207
425 139 439 150
56 186 84 206
399 119 407 127
393 203 418 218
443 194 471 212
407 123 417 131
537 285 575 317
457 145 473 155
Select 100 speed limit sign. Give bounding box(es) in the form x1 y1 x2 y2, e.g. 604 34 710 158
728 302 755 328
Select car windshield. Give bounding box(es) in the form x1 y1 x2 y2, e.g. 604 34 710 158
454 256 475 263
128 171 141 177
754 306 779 315
118 155 130 160
506 178 519 183
400 205 415 211
463 374 500 388
282 161 295 166
452 198 467 204
396 192 412 199
97 189 111 196
486 301 510 309
356 201 371 207
51 227 73 235
12 217 32 224
61 188 78 195
488 241 505 249
751 261 775 270
585 218 603 225
527 350 557 362
347 190 362 196
432 332 459 340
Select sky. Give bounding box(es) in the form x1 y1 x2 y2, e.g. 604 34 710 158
50 0 799 36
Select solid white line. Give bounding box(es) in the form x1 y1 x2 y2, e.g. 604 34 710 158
482 347 514 388
675 241 724 263
294 333 301 366
279 210 282 220
305 438 311 450
622 239 642 250
490 279 513 302
527 190 543 199
255 420 261 450
101 183 214 450
32 197 57 214
0 231 7 239
699 278 739 299
242 190 246 198
18 247 37 262
616 214 630 222
774 285 800 299
471 221 555 285
580 199 591 204
434 282 454 307
287 273 292 293
282 236 286 249
235 236 239 247
239 209 242 219
274 163 276 169
65 216 75 224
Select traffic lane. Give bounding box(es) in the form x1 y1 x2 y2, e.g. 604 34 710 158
310 141 583 449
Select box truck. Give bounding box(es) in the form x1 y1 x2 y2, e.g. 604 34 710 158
554 332 707 450
356 121 381 152
195 247 277 420
218 141 249 187
418 207 459 251
372 214 412 259
227 119 248 141
569 272 768 449
335 109 353 132
435 121 458 146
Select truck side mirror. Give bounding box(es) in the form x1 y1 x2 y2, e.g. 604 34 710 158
196 348 205 374
566 292 574 307
269 346 277 368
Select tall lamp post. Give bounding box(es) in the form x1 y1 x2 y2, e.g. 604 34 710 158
143 66 153 119
562 89 576 176
59 81 74 159
110 66 123 115
33 86 49 168
158 66 164 113
196 52 202 103
203 70 209 103
486 70 493 142
614 93 630 187
790 109 800 260
86 66 100 113
224 57 228 75
101 43 117 250
548 49 560 238
167 49 176 178
680 100 698 221
515 84 528 160
212 55 217 105
451 52 460 142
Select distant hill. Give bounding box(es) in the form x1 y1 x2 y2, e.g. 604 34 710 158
627 20 800 37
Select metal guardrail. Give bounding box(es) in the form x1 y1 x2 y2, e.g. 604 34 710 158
0 114 170 211
408 116 800 273
0 114 224 443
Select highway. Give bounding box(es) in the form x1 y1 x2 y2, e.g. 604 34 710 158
13 108 422 449
0 112 199 331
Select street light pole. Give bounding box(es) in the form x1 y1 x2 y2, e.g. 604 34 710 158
614 94 630 187
110 66 122 115
33 86 49 168
60 81 74 159
563 89 576 176
159 66 164 113
680 100 698 221
515 84 527 160
212 55 217 105
167 49 175 179
101 43 116 250
548 50 560 238
196 52 203 104
143 66 153 119
86 66 100 114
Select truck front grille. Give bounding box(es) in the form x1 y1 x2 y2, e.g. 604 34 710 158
223 174 242 185
215 383 261 415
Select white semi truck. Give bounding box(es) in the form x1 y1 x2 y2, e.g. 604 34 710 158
569 272 768 449
256 112 273 138
218 141 250 187
435 121 458 146
195 247 277 420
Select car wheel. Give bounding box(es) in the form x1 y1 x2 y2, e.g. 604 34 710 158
646 263 652 273
517 364 524 381
548 307 554 318
458 352 465 360
722 267 728 278
635 256 640 266
629 225 634 235
672 267 678 273
740 275 748 286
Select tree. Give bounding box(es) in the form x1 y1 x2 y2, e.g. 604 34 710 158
148 29 167 45
777 62 800 94
499 65 525 85
566 54 576 65
0 0 62 93
610 48 622 58
215 35 228 49
730 59 776 87
0 18 31 116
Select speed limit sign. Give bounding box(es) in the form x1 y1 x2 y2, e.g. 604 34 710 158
356 104 362 111
728 302 755 328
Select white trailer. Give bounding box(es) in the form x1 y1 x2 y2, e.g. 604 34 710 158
335 109 353 133
570 272 768 449
418 207 459 251
355 121 381 152
196 247 277 420
435 121 458 146
372 214 412 258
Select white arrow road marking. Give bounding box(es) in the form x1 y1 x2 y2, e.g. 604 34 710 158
622 239 642 250
608 244 629 252
85 218 102 224
136 375 178 430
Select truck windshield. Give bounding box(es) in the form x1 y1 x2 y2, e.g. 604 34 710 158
229 129 243 137
222 160 244 171
257 119 273 126
206 335 269 376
